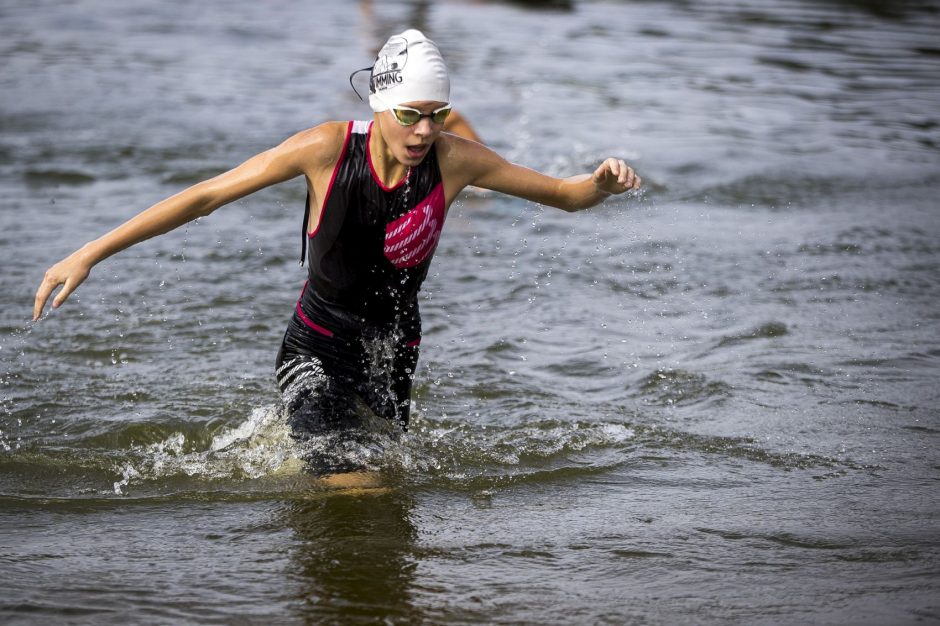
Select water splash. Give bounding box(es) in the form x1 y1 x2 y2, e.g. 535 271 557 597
113 404 303 494
64 410 643 495
0 401 876 500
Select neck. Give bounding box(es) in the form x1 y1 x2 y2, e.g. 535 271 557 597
369 116 410 188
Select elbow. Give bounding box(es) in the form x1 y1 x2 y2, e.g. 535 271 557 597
192 199 217 219
188 182 223 219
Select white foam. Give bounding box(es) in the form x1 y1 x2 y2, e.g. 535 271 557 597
112 404 304 494
110 406 637 494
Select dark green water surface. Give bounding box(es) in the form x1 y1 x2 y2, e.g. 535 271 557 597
2 0 939 623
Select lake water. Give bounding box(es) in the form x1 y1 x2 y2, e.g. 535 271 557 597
2 0 939 623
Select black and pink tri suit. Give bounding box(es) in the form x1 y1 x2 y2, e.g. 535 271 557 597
275 120 447 441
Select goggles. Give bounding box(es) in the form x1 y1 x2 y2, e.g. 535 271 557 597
390 104 452 126
374 93 452 126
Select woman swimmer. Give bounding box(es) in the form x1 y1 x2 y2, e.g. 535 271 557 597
32 29 640 476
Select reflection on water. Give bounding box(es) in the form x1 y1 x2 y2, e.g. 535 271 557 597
284 490 419 624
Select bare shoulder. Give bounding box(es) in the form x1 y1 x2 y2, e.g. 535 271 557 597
436 131 491 163
278 121 350 173
436 132 504 186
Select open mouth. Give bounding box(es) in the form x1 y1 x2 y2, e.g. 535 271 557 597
406 144 429 159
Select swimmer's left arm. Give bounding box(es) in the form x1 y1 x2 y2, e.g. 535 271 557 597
439 135 640 211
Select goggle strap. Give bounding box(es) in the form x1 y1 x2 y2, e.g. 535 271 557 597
348 65 374 101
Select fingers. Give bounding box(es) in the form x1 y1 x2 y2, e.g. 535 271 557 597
596 158 642 193
615 159 629 186
53 277 77 309
33 266 84 320
33 271 59 321
614 159 642 191
32 255 92 321
593 160 610 183
607 157 621 179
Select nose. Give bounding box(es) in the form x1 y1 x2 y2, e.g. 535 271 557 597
412 117 434 137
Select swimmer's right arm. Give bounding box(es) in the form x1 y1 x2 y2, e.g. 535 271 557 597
32 123 344 321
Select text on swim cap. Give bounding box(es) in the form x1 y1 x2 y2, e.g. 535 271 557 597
371 69 403 92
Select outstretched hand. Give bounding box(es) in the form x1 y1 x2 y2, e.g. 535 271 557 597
592 158 641 195
33 253 92 321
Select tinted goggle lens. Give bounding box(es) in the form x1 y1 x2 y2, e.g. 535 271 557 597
392 106 452 126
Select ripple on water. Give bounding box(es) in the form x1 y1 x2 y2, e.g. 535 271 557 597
695 526 854 551
801 224 940 257
753 361 832 387
602 274 681 299
696 174 853 208
715 321 789 349
634 368 733 407
22 169 96 186
0 400 879 502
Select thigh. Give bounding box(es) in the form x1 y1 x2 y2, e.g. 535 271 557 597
357 341 420 429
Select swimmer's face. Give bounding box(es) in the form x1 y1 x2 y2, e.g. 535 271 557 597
377 100 448 166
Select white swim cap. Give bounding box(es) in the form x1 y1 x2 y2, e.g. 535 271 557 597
368 29 450 112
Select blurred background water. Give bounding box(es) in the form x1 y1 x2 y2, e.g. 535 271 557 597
1 0 939 623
